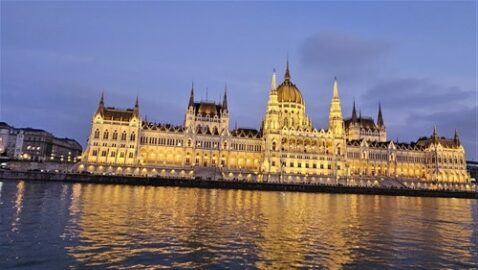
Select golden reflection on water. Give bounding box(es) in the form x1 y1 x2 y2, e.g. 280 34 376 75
59 184 478 269
11 181 25 231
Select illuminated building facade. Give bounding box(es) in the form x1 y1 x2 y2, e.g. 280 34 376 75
79 64 470 186
0 122 82 162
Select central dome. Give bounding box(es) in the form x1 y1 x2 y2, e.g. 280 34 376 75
276 62 304 105
277 80 304 105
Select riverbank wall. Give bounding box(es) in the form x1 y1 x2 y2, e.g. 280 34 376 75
1 170 477 199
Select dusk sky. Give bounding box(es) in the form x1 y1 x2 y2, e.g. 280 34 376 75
1 1 476 159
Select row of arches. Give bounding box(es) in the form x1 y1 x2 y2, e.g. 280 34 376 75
94 129 136 141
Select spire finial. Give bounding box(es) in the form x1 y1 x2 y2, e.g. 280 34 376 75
284 59 291 81
97 92 105 114
271 68 277 91
222 83 228 111
432 126 439 143
188 82 194 107
454 129 460 145
351 99 357 122
377 102 384 127
332 77 339 98
135 96 139 108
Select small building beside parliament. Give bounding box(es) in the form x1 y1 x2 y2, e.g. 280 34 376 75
79 64 471 189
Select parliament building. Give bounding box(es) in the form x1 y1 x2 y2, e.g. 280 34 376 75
79 63 471 189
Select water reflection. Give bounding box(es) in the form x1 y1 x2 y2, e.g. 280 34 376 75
0 181 477 269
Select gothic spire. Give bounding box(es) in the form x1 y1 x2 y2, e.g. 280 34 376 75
222 84 228 111
97 92 105 114
133 96 139 117
271 68 277 91
432 126 439 144
377 102 384 127
328 77 344 135
284 59 291 81
188 82 194 108
332 76 339 98
351 99 357 122
454 129 460 145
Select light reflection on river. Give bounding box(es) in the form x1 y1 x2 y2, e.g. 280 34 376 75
0 180 476 269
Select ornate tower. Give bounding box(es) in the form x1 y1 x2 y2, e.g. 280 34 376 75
261 69 282 174
263 69 280 133
328 77 344 136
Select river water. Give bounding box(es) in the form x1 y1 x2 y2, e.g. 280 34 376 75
0 180 476 269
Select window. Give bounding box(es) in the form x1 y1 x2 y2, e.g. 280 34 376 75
103 130 109 140
272 161 276 167
111 151 116 157
128 152 134 158
92 150 98 156
327 164 331 170
101 151 107 157
112 131 118 140
130 132 136 141
94 129 100 139
119 152 125 158
290 162 294 167
121 132 127 141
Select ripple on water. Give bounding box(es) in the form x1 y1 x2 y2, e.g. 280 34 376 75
0 181 476 269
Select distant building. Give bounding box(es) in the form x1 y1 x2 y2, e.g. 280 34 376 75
79 63 471 187
0 122 82 163
466 161 478 181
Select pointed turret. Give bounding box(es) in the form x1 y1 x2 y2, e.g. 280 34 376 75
328 77 344 136
133 96 139 116
271 68 277 91
454 129 460 145
263 69 280 132
222 84 228 112
96 92 105 115
377 103 384 127
284 60 291 81
351 99 357 122
188 82 194 108
432 126 439 144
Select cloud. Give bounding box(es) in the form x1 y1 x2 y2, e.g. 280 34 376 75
300 32 390 79
362 78 473 112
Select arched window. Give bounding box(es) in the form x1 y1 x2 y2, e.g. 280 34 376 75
130 132 136 141
112 130 118 140
272 141 277 151
94 129 100 139
121 131 127 141
103 130 109 140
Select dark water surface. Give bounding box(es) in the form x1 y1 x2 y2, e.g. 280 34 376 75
0 180 476 269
